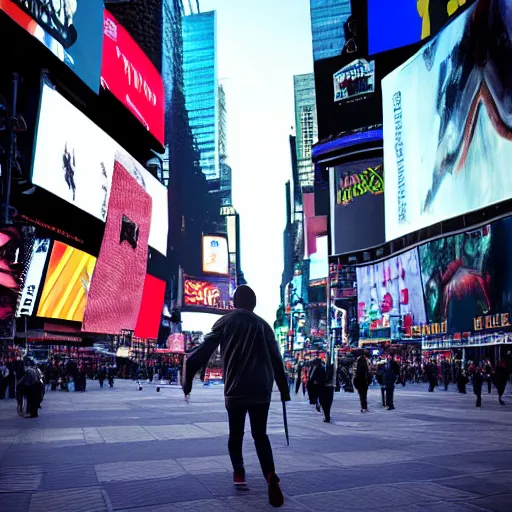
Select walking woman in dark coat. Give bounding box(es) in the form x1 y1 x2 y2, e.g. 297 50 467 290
354 352 372 413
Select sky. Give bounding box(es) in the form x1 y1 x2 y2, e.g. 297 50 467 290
199 0 314 326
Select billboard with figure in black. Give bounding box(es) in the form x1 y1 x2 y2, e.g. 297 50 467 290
331 157 384 255
383 0 512 241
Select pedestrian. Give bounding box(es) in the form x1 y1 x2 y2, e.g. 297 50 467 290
441 359 451 391
107 365 115 388
484 360 493 394
98 365 106 388
354 352 372 413
426 359 438 392
319 362 335 423
376 361 387 407
183 285 289 508
383 356 399 410
457 364 468 394
494 359 510 405
17 362 44 418
472 365 484 408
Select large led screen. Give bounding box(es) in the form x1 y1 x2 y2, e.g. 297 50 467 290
202 235 229 275
102 10 165 145
0 226 25 324
309 235 328 281
32 84 168 255
82 162 151 335
184 275 231 312
134 275 166 340
419 224 492 334
383 0 512 241
331 157 385 254
0 0 104 92
368 0 473 55
37 241 96 322
17 237 50 317
357 248 426 331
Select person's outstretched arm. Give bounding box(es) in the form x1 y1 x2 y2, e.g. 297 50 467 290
182 328 221 396
265 324 290 401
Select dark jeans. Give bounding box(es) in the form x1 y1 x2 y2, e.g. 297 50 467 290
386 386 395 408
381 387 387 407
319 387 334 421
227 402 275 478
358 386 368 410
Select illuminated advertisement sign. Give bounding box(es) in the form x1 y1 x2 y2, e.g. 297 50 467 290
37 241 97 322
102 10 165 145
167 333 185 353
368 0 474 55
16 237 50 317
333 59 375 102
0 226 24 325
383 1 512 241
0 0 104 92
331 157 385 255
357 248 427 334
135 275 166 340
202 235 229 275
32 83 168 255
184 275 231 311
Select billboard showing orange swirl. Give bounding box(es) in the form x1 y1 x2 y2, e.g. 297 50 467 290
37 241 96 322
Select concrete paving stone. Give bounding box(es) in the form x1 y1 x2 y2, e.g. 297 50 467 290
294 484 437 511
0 492 32 512
192 471 268 497
143 424 219 440
96 458 186 483
391 482 480 501
103 475 213 509
39 461 99 491
0 443 91 468
403 501 491 511
437 471 512 497
469 494 512 511
225 494 312 511
323 449 415 468
0 466 42 491
176 455 232 474
29 486 107 512
193 422 229 435
171 498 237 511
96 426 156 444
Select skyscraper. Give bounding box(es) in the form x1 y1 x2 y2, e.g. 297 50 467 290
293 73 318 191
309 0 352 62
182 10 219 181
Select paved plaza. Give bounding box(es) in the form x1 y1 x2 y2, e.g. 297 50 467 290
0 380 512 511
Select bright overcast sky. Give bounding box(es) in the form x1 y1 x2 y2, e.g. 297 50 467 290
199 0 313 326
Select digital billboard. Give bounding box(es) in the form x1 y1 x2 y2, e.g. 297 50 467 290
183 275 231 311
0 0 104 92
134 275 166 340
32 83 168 255
383 0 512 241
37 241 96 322
17 237 50 317
202 235 229 275
309 235 328 281
331 157 385 255
82 162 151 335
368 0 473 55
0 226 25 323
419 224 492 334
102 10 165 145
357 248 427 331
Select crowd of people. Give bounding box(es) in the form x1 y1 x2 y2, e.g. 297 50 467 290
287 353 512 421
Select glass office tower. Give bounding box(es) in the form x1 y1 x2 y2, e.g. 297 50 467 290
310 0 352 61
182 10 219 181
293 73 318 190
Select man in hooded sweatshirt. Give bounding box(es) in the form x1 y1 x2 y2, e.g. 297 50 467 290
183 285 290 508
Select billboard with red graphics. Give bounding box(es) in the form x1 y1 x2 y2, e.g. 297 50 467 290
101 9 165 145
135 275 166 339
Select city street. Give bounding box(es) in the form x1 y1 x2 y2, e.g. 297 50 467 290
1 381 512 512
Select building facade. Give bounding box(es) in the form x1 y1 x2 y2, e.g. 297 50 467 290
182 10 219 182
293 73 318 192
309 0 352 62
